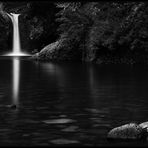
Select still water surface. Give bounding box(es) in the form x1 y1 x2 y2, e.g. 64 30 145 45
0 57 148 146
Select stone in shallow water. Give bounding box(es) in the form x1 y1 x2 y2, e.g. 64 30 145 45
107 123 146 140
50 139 80 144
7 104 17 109
43 118 76 124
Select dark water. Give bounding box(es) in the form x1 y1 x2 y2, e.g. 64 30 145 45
0 57 148 146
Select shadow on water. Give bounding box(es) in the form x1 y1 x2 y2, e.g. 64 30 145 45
0 58 148 146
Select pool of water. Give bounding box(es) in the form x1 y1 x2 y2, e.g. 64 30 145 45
0 57 148 146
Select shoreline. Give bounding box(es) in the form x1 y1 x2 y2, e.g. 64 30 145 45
31 51 148 65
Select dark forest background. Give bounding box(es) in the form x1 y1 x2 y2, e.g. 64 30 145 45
1 1 148 64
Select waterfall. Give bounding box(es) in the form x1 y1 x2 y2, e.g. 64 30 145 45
10 13 21 54
5 13 29 56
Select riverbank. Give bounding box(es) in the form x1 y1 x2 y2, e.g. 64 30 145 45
31 40 148 65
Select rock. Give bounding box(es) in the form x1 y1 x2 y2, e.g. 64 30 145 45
7 104 17 109
31 37 82 61
107 123 147 140
139 122 148 131
31 40 62 60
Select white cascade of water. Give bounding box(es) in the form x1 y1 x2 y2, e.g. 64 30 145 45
5 13 29 56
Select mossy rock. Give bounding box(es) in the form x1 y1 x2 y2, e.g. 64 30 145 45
107 123 147 140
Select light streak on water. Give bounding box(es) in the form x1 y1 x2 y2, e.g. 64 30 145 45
12 58 20 105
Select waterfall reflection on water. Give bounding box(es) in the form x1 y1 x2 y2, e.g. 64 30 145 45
12 57 20 106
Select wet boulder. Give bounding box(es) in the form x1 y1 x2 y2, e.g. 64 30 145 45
139 122 148 132
107 123 147 140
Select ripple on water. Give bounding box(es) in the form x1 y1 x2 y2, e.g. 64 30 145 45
92 124 111 128
43 118 76 124
61 125 79 132
21 119 40 124
85 108 109 114
0 94 4 98
50 139 80 145
59 115 67 118
0 129 11 132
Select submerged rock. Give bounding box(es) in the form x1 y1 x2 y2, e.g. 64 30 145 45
7 104 17 109
107 123 147 140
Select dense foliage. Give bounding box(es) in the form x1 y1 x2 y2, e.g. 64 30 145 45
52 1 148 63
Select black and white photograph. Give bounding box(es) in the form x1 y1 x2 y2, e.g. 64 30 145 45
0 0 148 147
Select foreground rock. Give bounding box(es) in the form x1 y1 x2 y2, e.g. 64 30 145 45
107 123 147 140
139 122 148 132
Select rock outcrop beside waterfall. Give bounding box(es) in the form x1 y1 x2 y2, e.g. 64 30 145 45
32 40 62 60
32 39 82 61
